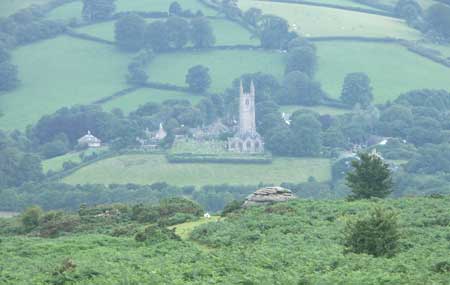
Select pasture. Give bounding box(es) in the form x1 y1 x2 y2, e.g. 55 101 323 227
42 147 109 172
316 41 450 103
0 36 132 130
62 154 331 186
147 50 285 92
238 0 421 39
102 88 203 113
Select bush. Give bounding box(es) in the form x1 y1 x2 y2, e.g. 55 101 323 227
20 206 43 231
221 200 243 216
134 225 181 243
343 207 401 257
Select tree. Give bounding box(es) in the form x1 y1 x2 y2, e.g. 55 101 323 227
190 17 215 48
259 15 289 49
395 0 422 23
280 71 323 105
426 4 450 39
243 8 262 26
346 152 393 200
344 207 400 257
166 17 190 49
285 46 317 77
115 13 146 52
0 62 19 92
82 0 116 22
169 2 183 16
290 112 322 156
340 72 373 108
0 47 10 63
186 65 211 93
145 21 169 52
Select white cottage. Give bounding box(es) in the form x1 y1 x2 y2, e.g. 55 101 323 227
77 131 102 148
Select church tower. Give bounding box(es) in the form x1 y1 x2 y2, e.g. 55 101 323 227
239 80 256 135
228 80 264 153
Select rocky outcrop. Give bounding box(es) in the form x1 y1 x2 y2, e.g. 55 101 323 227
243 187 297 207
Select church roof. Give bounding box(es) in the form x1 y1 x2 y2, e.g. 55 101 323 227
78 130 101 144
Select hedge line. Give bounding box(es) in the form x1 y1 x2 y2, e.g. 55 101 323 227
93 87 142 105
263 0 395 17
401 41 450 68
350 0 393 12
65 29 115 45
167 153 273 164
308 36 399 43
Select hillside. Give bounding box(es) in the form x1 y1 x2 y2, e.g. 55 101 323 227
1 197 450 284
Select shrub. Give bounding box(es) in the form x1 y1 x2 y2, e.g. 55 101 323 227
343 207 401 257
134 225 181 243
221 200 243 216
20 206 43 231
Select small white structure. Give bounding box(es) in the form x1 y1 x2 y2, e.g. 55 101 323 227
204 212 211 219
154 123 167 141
77 130 101 148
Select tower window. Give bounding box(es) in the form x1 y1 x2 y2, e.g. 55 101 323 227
245 99 249 105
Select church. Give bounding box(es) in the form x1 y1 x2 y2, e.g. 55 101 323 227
228 80 264 153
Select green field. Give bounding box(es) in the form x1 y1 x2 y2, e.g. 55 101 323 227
76 18 258 46
47 0 216 20
238 0 421 39
0 0 49 17
102 88 203 113
63 154 331 186
316 41 450 103
280 105 351 116
0 36 132 130
286 0 379 9
147 50 285 92
42 147 109 172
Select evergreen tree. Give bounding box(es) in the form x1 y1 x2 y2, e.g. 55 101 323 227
169 1 183 16
0 62 19 92
346 152 393 200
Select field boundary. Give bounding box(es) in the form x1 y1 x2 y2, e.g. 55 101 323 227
66 29 115 45
259 0 396 17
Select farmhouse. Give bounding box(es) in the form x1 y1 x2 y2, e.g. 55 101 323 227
228 81 264 153
77 131 101 148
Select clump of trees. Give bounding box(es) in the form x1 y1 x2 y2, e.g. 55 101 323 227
186 65 211 93
425 3 450 41
115 13 215 53
0 47 19 92
340 72 373 108
82 0 116 22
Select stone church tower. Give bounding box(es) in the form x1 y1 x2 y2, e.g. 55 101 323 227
228 80 264 153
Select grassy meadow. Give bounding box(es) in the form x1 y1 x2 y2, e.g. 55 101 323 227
46 1 82 20
238 0 421 39
0 36 132 130
316 41 450 102
42 147 109 172
147 50 285 92
62 154 331 186
102 88 203 113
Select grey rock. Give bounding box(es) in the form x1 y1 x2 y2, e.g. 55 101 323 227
243 186 297 207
